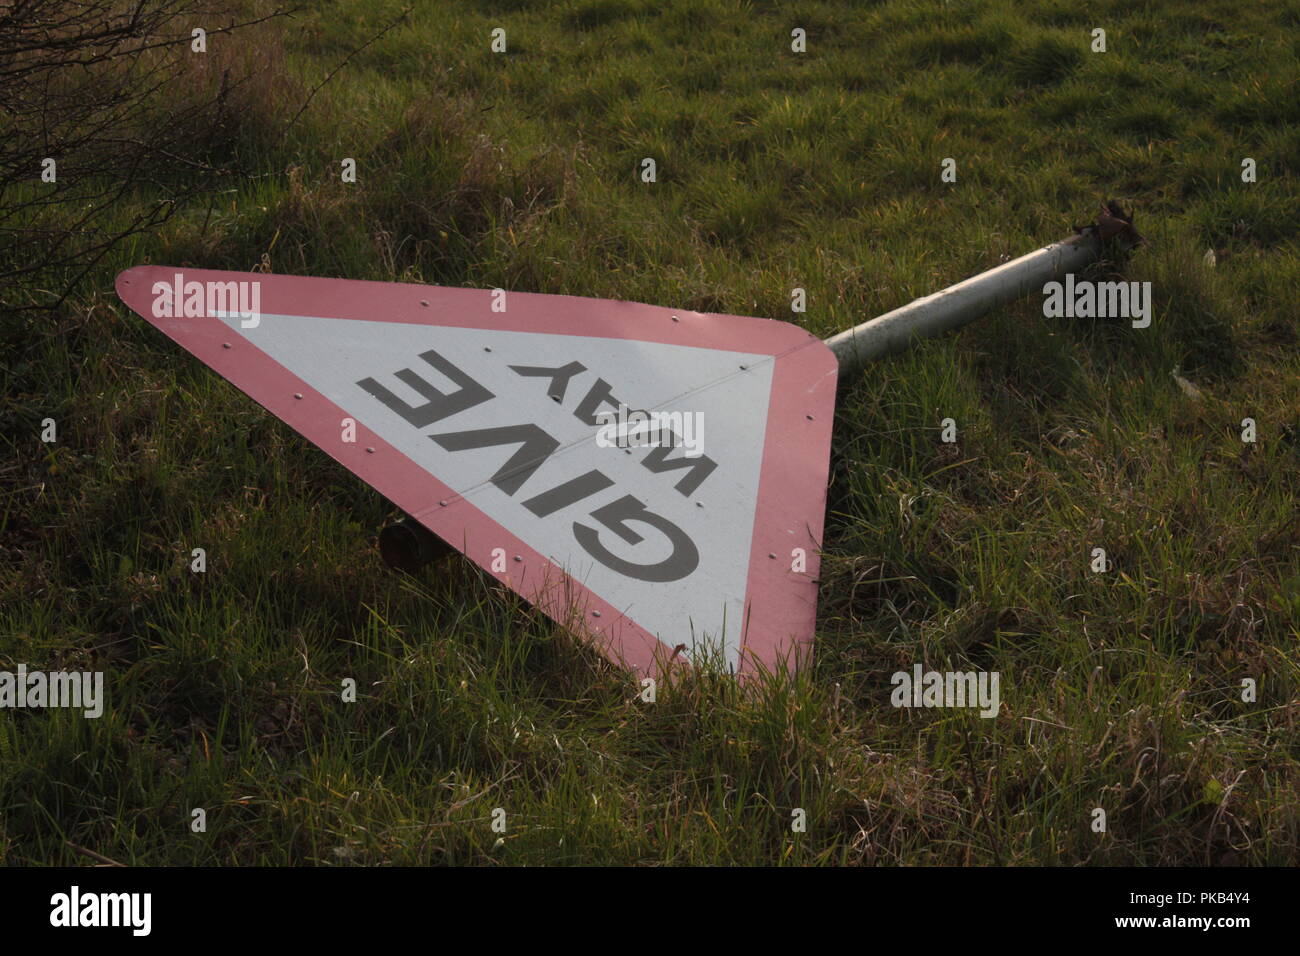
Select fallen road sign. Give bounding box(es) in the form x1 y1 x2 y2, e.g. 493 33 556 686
114 207 1128 680
116 268 840 678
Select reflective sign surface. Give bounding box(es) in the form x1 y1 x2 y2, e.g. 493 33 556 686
117 267 838 676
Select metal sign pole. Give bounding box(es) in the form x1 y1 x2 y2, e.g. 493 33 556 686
824 230 1102 378
824 202 1141 378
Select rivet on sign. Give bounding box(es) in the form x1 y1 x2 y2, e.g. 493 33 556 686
806 414 814 420
484 347 492 352
768 553 776 559
439 500 447 506
695 501 704 507
293 393 303 399
420 300 429 307
739 364 748 370
514 555 522 562
222 342 232 349
671 315 680 323
365 447 375 454
592 610 602 618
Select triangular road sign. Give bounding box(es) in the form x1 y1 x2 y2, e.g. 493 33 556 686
116 267 838 677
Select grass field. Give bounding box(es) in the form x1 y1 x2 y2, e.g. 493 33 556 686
2 0 1298 865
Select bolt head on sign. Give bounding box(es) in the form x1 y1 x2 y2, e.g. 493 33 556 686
116 267 838 678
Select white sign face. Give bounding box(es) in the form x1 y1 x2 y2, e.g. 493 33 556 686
226 313 772 671
116 267 839 677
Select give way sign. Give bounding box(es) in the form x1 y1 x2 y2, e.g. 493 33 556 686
115 267 839 678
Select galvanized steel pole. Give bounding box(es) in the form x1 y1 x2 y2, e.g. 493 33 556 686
824 229 1104 378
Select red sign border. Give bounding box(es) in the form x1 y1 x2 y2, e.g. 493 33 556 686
115 267 839 678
